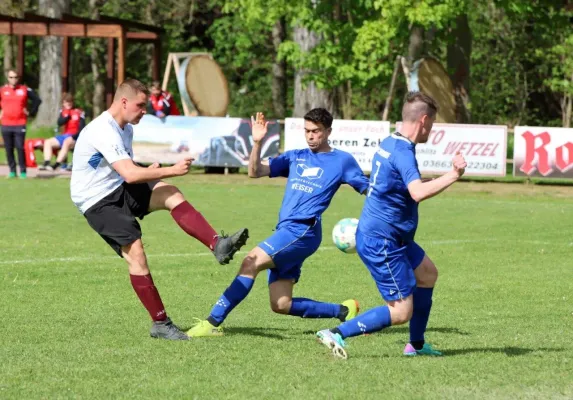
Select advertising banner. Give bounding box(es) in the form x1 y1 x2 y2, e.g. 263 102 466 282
132 115 280 167
513 126 573 179
396 122 507 177
284 118 390 172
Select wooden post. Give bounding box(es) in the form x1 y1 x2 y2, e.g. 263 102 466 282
382 56 401 121
117 27 126 84
62 37 70 93
105 38 115 108
152 38 161 82
17 35 24 79
161 53 172 91
172 55 191 116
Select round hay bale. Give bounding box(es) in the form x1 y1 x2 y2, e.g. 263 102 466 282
177 55 229 116
410 58 456 123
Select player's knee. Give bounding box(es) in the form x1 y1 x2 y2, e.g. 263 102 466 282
417 262 438 287
388 301 413 325
123 243 149 274
238 256 258 277
270 298 292 314
162 186 185 210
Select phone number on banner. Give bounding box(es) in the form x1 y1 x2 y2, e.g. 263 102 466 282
422 160 500 171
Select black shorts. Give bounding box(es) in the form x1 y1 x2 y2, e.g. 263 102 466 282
84 182 154 256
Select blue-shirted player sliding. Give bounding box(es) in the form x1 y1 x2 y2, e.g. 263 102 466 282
316 92 467 359
187 109 370 337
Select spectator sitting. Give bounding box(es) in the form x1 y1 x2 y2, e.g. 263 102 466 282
147 81 181 118
39 93 85 171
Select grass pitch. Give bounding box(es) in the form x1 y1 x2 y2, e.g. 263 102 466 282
1 175 572 399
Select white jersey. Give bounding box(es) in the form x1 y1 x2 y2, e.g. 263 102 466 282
70 111 133 213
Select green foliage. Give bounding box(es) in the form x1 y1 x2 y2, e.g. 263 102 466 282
2 0 573 124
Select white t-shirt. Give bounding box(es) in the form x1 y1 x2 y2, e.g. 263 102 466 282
70 111 133 213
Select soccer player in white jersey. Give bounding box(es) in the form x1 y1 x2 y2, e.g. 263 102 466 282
70 79 249 340
316 92 467 359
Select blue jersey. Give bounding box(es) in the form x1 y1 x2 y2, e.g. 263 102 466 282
269 148 369 226
359 133 421 242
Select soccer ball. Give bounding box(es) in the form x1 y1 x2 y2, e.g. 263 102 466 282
332 218 359 253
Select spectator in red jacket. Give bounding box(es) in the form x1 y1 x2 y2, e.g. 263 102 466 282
0 68 42 179
147 81 181 118
39 93 85 171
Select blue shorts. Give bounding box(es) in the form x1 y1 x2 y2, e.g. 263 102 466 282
258 220 322 285
55 134 73 147
356 231 426 302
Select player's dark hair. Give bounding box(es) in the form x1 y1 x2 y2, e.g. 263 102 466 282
114 79 150 101
150 80 161 89
402 91 438 122
304 108 333 129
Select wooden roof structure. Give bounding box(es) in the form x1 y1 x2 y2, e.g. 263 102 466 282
0 13 164 107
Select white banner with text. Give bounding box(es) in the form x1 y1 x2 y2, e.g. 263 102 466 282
396 122 508 177
513 126 573 179
284 118 391 172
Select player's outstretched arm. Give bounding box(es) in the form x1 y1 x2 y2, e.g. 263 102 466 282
248 112 271 178
112 157 193 184
407 152 467 203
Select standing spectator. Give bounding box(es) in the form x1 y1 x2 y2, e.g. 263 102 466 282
39 93 85 171
0 68 42 179
147 81 181 118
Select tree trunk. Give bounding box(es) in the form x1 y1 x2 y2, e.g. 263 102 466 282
447 14 472 123
406 26 424 69
35 0 69 127
271 18 287 118
89 0 105 117
3 36 14 71
293 26 333 117
382 56 402 121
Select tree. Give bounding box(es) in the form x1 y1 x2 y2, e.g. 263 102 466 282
35 0 70 127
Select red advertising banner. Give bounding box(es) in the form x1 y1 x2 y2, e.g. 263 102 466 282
513 127 573 178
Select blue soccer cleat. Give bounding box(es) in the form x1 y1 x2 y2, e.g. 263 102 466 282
316 329 347 359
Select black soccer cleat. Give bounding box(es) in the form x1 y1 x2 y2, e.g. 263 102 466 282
212 228 249 265
150 318 189 340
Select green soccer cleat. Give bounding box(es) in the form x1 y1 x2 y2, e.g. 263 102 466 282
7 172 16 179
341 299 360 321
403 342 443 357
19 172 27 179
186 319 224 338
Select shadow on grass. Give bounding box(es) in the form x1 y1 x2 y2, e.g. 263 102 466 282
440 346 565 357
384 326 471 336
222 326 289 340
302 326 471 336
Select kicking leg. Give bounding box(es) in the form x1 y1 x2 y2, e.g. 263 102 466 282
148 181 248 264
187 246 272 337
122 239 188 340
269 279 358 321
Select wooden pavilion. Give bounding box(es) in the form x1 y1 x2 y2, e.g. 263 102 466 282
0 12 164 107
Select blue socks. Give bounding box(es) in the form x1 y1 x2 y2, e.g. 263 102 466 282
288 297 341 319
409 287 433 343
208 275 255 326
336 305 392 338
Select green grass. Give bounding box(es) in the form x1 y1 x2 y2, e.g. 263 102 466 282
1 176 572 399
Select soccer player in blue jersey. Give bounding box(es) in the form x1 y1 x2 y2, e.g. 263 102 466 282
187 109 370 337
316 92 467 359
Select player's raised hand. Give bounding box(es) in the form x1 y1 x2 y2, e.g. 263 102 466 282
251 112 269 143
452 151 467 177
171 157 194 176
